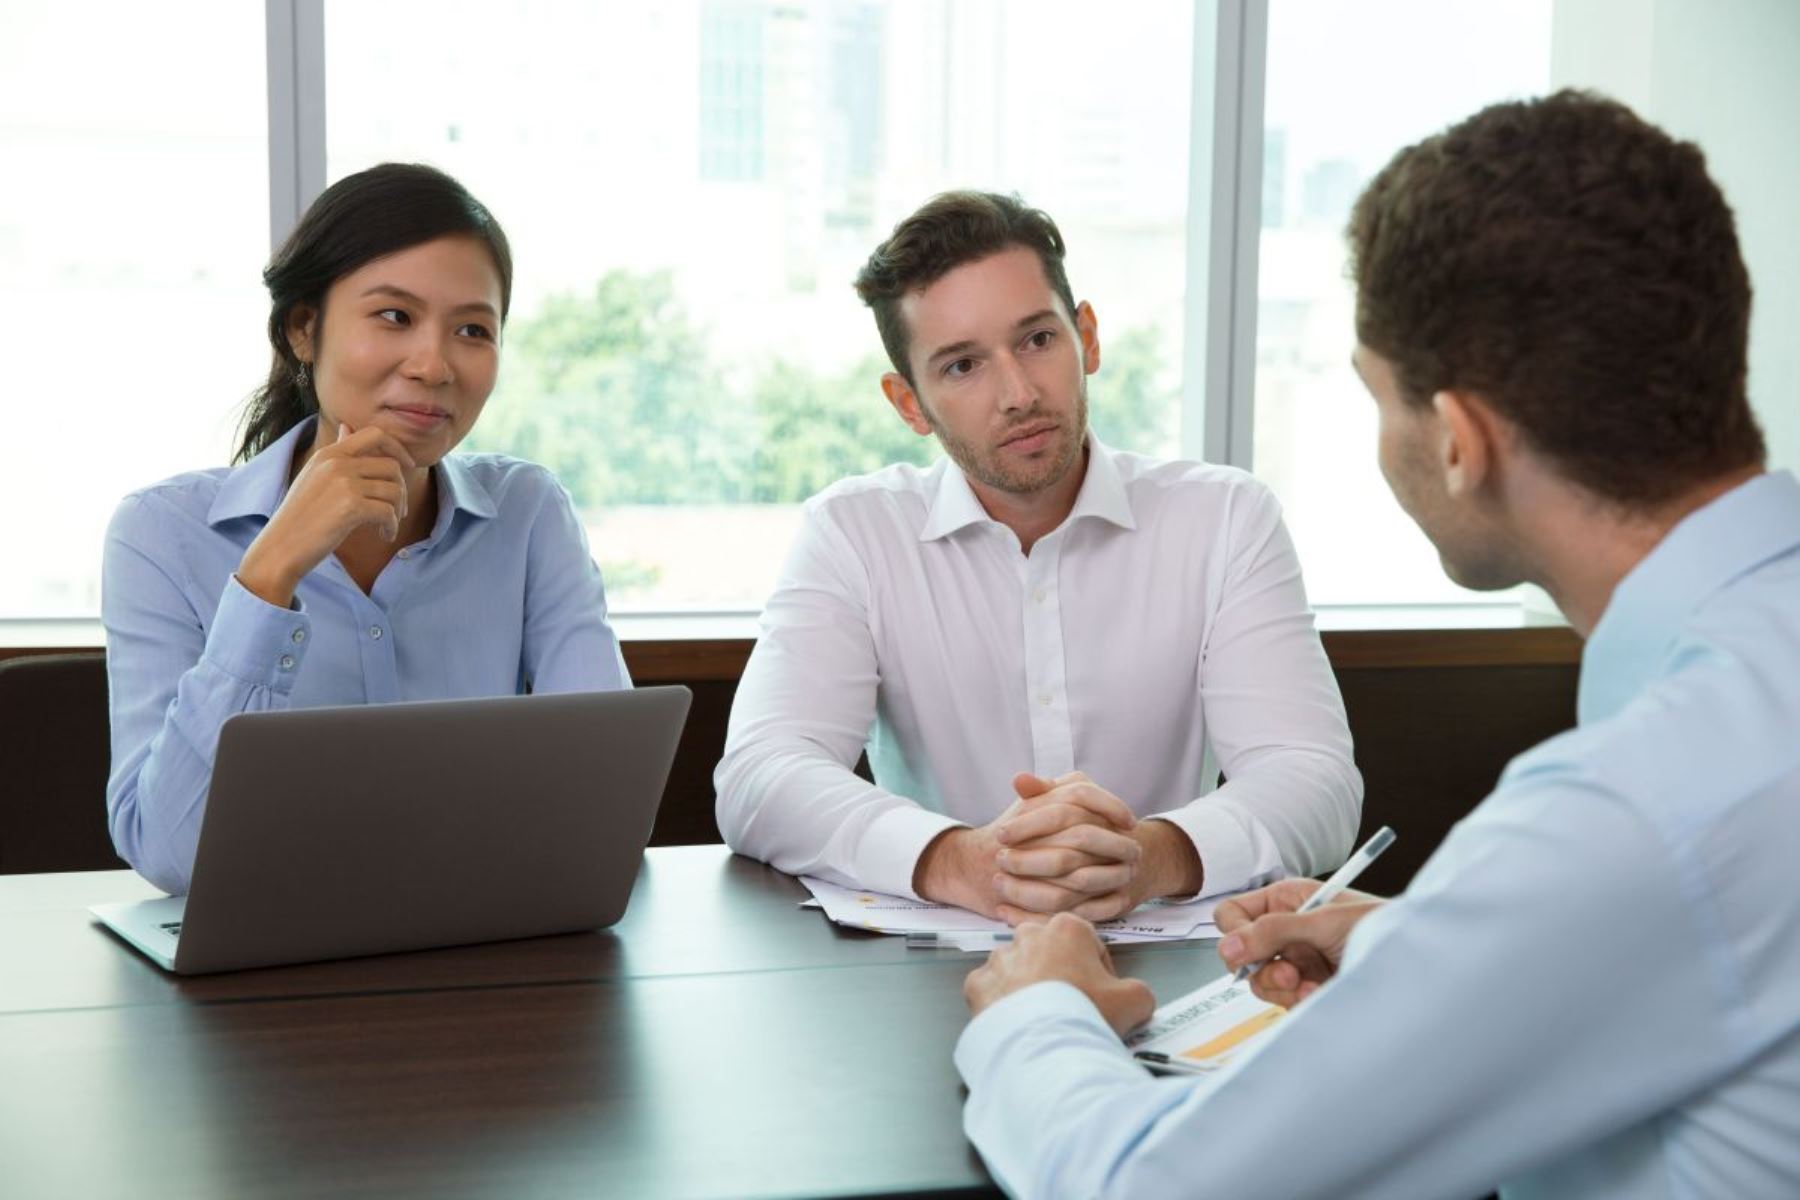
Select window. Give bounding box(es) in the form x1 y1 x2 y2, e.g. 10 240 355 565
13 1 1792 627
1252 0 1553 607
325 0 1193 611
0 3 268 618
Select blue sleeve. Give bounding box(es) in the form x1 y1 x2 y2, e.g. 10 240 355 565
102 495 314 894
518 472 630 694
955 776 1738 1199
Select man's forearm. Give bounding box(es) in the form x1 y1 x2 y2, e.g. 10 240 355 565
915 826 1000 915
1136 819 1204 899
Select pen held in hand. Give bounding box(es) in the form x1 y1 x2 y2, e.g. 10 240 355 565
1230 825 1396 983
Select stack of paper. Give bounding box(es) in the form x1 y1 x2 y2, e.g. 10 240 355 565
799 876 1224 951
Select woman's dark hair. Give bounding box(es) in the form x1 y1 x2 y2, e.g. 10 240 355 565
1348 90 1764 506
235 162 514 463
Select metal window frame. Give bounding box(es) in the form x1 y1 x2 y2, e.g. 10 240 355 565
265 0 327 252
1183 0 1269 468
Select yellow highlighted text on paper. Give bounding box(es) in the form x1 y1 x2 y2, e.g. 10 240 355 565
1179 1006 1286 1064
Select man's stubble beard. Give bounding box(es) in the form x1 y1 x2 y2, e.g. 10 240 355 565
925 380 1089 497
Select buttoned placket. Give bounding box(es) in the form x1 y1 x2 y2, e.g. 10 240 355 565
1019 527 1075 778
324 542 430 704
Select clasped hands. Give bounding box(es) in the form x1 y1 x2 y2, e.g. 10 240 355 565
915 770 1202 926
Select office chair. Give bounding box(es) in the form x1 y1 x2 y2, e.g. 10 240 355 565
0 652 126 873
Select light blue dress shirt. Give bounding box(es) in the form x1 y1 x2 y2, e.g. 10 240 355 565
102 417 630 895
956 470 1800 1200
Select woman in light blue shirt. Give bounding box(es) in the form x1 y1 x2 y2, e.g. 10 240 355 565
103 163 630 894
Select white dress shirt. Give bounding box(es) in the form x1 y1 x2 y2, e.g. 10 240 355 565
955 470 1800 1200
716 439 1362 899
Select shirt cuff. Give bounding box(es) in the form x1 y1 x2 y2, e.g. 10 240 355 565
854 803 967 900
204 576 313 694
954 981 1114 1083
1154 801 1262 899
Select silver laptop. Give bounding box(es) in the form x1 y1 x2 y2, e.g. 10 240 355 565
91 686 691 974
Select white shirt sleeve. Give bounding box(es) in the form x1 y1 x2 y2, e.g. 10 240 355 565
715 501 962 897
1157 482 1362 895
955 774 1739 1200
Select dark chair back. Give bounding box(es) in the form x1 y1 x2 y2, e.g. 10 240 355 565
0 652 125 874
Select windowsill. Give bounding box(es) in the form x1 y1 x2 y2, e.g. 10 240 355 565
0 619 107 650
0 602 1564 651
1311 603 1566 631
0 614 764 649
0 609 1582 676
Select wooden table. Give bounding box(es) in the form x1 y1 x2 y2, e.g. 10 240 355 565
0 847 1226 1199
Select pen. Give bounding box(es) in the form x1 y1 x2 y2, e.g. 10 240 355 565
1132 1050 1213 1076
1231 825 1396 983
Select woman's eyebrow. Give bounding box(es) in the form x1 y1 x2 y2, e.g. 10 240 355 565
359 283 498 318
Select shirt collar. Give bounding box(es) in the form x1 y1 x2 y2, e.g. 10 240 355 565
206 414 500 528
206 416 313 525
918 434 1138 543
433 448 499 523
1580 470 1800 723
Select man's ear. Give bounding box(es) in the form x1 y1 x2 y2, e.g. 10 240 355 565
286 304 318 364
1431 390 1499 497
881 372 935 437
1075 301 1100 376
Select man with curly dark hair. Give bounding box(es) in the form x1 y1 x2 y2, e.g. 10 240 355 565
955 91 1800 1200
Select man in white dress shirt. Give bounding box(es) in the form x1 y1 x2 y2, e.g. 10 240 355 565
956 92 1800 1197
716 191 1362 921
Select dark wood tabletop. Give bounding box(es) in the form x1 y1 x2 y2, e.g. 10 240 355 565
0 846 1226 1199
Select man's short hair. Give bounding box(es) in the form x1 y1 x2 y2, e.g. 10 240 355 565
854 191 1078 386
1348 89 1765 505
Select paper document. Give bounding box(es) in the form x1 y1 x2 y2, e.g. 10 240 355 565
798 876 1223 945
1126 972 1287 1073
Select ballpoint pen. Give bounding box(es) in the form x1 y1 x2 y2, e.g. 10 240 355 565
1132 1050 1213 1076
1231 825 1396 983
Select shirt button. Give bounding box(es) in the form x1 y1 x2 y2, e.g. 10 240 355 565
279 654 296 671
397 549 410 560
290 628 306 644
1038 691 1053 706
369 626 384 640
1032 588 1047 603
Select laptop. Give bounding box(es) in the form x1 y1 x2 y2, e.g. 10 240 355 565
91 685 691 974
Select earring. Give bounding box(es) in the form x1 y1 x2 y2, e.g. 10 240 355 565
295 361 311 391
